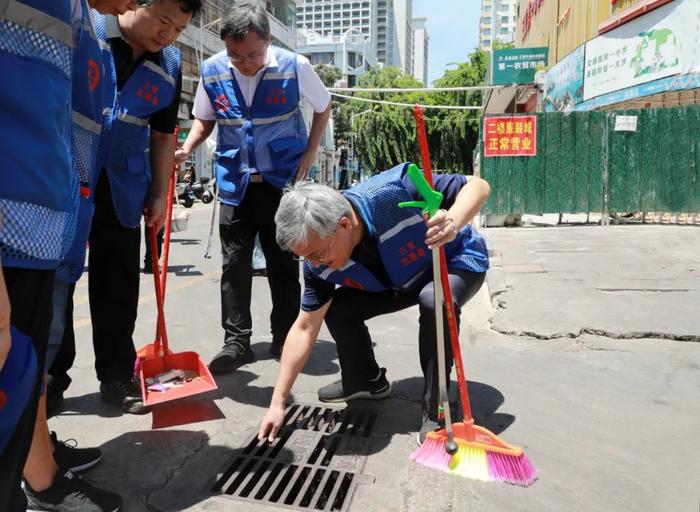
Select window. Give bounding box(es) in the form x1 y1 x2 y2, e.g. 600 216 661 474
500 27 509 34
483 16 491 24
483 39 491 46
483 28 491 36
501 16 509 23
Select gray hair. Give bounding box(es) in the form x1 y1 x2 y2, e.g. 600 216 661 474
220 2 270 41
275 182 352 251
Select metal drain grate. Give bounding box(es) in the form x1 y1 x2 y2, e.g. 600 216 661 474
210 404 377 511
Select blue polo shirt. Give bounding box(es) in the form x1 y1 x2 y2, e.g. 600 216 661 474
301 173 468 312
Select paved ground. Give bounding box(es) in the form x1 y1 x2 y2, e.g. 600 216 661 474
49 202 700 512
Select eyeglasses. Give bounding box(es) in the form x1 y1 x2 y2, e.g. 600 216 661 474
229 47 268 64
306 233 335 266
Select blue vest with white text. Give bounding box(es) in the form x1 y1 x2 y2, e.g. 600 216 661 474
306 164 489 292
201 47 308 206
94 14 180 228
57 3 109 283
0 0 76 269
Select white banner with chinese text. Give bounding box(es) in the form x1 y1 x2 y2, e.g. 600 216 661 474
583 0 700 101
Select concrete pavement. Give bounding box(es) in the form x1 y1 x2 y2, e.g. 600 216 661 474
49 203 700 511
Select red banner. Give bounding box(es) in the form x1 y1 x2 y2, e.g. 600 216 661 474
483 116 537 157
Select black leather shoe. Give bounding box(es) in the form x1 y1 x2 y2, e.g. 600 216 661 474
209 342 255 375
99 378 150 415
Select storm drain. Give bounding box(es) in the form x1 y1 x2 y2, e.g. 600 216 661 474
210 404 377 511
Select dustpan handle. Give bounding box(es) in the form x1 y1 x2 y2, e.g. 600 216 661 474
154 131 178 343
150 226 169 356
413 105 473 423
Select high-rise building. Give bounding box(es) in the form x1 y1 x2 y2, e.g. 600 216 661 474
296 0 414 73
479 0 517 50
412 17 428 85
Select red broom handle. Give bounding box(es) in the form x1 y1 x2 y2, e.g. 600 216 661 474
149 226 169 356
154 129 177 344
413 105 474 423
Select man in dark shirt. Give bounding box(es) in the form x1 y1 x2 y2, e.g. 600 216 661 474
258 165 491 445
85 0 201 415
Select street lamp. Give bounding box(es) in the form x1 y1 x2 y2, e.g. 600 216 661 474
341 27 366 86
347 108 373 185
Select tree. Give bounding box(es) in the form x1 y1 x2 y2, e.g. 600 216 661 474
340 50 489 175
313 63 342 87
428 48 489 174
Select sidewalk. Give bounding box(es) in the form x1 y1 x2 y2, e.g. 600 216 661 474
50 207 700 511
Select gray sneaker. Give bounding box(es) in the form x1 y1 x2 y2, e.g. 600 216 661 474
25 470 122 512
318 368 391 403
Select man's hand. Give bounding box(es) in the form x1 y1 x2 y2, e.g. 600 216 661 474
425 209 458 249
174 147 190 166
144 195 167 232
258 403 286 442
0 324 10 372
294 148 317 183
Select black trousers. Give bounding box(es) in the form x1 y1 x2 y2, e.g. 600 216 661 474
219 180 300 346
48 281 76 392
324 269 485 420
143 225 164 266
88 172 140 382
0 267 54 512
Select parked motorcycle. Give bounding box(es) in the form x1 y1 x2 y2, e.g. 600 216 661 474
177 177 215 208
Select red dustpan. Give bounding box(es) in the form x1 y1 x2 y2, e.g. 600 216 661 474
139 226 217 406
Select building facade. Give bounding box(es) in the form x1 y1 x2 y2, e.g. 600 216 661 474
515 0 700 112
480 0 518 50
411 17 428 85
296 0 414 74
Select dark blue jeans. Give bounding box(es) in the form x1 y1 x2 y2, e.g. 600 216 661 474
324 268 485 420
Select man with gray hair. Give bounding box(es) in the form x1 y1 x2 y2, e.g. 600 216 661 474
176 2 332 373
258 163 491 445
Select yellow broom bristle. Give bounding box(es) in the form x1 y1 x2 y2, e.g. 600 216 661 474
447 444 490 482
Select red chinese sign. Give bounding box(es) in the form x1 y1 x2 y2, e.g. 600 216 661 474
483 116 537 157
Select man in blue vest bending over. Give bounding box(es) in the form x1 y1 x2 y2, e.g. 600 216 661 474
257 165 491 445
176 2 332 374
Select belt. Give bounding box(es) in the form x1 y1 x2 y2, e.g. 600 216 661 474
249 174 263 183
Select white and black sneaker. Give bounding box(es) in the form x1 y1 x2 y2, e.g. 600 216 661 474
25 470 123 512
318 368 392 403
51 431 102 474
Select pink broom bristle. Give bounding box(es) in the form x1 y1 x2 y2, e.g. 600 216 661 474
486 451 537 486
410 437 451 472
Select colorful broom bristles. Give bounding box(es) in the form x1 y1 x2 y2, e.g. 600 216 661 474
411 423 537 486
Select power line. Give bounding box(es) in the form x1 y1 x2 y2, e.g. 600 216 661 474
330 92 483 110
329 85 505 93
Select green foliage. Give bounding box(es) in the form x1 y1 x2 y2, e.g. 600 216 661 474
314 64 342 88
337 49 489 176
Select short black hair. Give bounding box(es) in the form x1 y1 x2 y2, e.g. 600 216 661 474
220 2 270 42
142 0 203 17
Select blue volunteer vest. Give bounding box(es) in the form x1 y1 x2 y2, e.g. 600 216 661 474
94 14 180 228
0 326 37 455
0 0 77 269
57 2 109 283
307 164 490 292
201 47 308 206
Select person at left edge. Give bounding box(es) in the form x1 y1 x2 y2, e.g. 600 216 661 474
88 0 201 414
0 2 74 510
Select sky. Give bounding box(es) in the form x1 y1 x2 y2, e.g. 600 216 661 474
413 0 482 86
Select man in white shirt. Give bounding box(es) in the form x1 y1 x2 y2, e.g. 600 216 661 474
176 2 331 374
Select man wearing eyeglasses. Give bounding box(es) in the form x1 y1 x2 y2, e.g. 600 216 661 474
176 2 332 374
258 165 491 446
